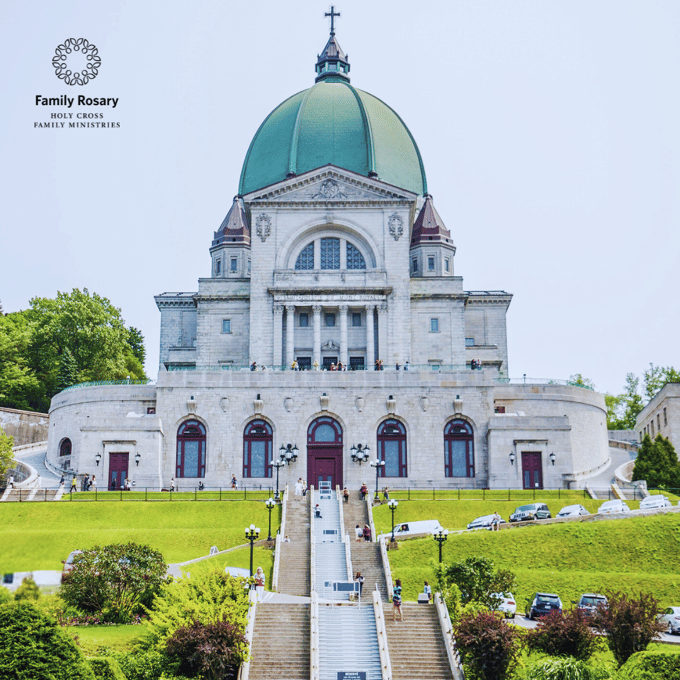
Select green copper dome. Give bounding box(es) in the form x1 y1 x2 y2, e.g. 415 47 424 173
238 78 428 196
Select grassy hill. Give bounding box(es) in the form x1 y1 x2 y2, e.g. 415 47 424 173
383 512 680 607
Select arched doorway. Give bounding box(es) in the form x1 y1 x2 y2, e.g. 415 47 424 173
307 416 343 489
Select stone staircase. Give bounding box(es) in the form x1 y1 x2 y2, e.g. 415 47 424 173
384 603 454 680
248 603 310 680
1 488 60 502
278 494 310 596
342 496 389 600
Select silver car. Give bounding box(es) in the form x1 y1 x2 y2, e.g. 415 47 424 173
658 606 680 634
598 500 630 514
467 514 507 530
556 504 590 518
639 495 672 510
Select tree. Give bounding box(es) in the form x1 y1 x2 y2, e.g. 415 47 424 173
0 426 14 485
568 374 595 389
14 576 40 603
525 609 602 661
592 591 665 667
59 542 167 623
643 363 680 401
632 435 680 490
438 556 517 607
455 611 522 680
127 326 146 366
0 602 95 680
0 313 41 411
55 347 79 393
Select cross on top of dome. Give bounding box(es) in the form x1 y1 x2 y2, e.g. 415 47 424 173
325 6 340 36
316 6 350 83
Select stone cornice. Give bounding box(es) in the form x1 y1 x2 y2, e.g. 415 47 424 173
269 291 390 303
154 294 197 309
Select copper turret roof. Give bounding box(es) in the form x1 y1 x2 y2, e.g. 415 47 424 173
411 194 453 246
212 196 250 247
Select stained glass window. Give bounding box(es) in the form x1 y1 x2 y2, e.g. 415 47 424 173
346 243 366 269
377 419 407 477
243 420 273 478
444 420 474 477
320 238 340 269
176 420 206 478
295 243 314 270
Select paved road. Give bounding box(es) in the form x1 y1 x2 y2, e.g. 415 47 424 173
13 449 62 488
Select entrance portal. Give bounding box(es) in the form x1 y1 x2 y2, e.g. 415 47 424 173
108 452 129 491
521 452 543 489
307 416 343 489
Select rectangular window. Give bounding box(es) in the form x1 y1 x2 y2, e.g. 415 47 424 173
428 256 435 271
299 312 309 328
465 337 474 347
230 257 237 273
325 313 336 327
214 259 221 275
247 259 251 275
651 421 655 436
430 318 439 333
664 408 667 426
147 407 156 415
222 319 231 333
412 258 418 272
445 258 450 272
352 312 362 327
657 414 661 431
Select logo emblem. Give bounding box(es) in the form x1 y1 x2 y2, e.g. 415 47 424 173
256 214 271 242
53 38 101 86
388 213 404 241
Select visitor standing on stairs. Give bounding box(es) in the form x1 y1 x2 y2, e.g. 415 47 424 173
295 478 303 500
355 525 362 541
393 579 404 621
255 566 265 602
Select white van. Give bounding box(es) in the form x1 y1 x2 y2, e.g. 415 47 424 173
378 519 443 541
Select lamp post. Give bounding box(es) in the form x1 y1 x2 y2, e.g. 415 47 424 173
433 528 449 563
388 499 399 542
271 459 285 501
265 497 275 541
245 523 260 577
370 458 385 501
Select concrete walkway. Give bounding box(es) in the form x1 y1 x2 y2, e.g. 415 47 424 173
580 444 636 488
13 448 63 489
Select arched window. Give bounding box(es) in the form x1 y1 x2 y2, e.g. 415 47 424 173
346 243 366 270
444 420 474 477
243 420 273 478
59 438 72 457
320 238 340 269
307 416 343 445
176 420 206 478
377 419 407 477
295 243 314 270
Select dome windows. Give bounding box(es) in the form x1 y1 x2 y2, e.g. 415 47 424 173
295 243 314 270
292 236 369 270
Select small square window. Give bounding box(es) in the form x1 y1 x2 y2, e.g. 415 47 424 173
325 313 336 327
230 257 238 273
428 256 435 271
465 337 474 347
430 318 439 333
214 259 221 275
299 313 309 328
147 407 156 415
352 312 362 327
445 258 450 272
222 319 231 333
412 258 418 272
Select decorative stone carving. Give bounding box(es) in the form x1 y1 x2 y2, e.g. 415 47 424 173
284 397 294 412
187 397 197 414
311 179 347 200
386 395 396 414
420 396 429 412
321 339 340 350
454 394 463 414
254 395 264 414
320 393 330 411
220 397 229 412
355 396 365 412
256 214 271 242
388 213 403 241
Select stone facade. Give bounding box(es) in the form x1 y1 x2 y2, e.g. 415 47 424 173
636 382 680 455
0 407 49 447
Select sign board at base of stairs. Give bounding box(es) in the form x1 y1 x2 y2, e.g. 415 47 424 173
337 673 366 680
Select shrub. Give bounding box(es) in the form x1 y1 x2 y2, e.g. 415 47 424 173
101 650 171 680
14 576 40 602
439 555 517 607
591 592 665 667
525 609 603 661
615 649 680 680
0 602 95 680
0 586 12 604
59 542 167 623
454 610 522 680
526 657 612 680
165 618 249 679
144 567 249 649
88 657 127 680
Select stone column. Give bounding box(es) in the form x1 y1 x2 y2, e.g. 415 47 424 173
313 305 322 368
366 304 375 368
377 303 388 366
273 304 284 367
339 304 348 366
286 305 295 368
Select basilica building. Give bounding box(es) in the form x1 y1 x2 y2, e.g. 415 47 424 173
47 23 610 492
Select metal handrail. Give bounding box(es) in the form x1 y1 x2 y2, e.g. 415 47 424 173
62 379 155 391
372 589 393 680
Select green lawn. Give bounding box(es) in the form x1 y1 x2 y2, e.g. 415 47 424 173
386 512 680 608
65 624 144 656
0 501 281 571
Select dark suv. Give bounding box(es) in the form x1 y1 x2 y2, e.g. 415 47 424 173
573 593 608 617
525 592 563 620
509 503 551 523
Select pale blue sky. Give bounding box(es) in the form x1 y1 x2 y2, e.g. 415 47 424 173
1 0 678 395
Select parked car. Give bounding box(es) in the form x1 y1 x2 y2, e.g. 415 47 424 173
525 592 563 620
573 593 608 617
467 514 507 530
377 519 443 541
490 592 516 618
556 504 590 518
598 500 630 514
509 503 551 523
61 549 83 583
639 495 672 510
658 606 680 634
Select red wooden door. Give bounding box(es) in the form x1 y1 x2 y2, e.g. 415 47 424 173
307 417 343 490
521 452 543 489
108 453 129 491
311 456 337 489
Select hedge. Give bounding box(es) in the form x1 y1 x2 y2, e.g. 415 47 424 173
616 649 680 680
88 657 127 680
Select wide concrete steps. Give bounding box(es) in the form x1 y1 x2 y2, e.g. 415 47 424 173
350 542 388 601
342 496 369 538
278 496 311 596
384 603 453 680
248 603 310 680
1 489 60 501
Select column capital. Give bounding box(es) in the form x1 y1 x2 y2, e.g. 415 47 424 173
365 304 376 312
312 305 323 314
273 304 285 315
378 303 388 314
339 304 349 313
285 304 296 313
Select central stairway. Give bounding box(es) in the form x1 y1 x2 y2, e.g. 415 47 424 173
278 494 311 596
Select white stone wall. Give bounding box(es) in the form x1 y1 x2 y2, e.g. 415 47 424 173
636 382 680 454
